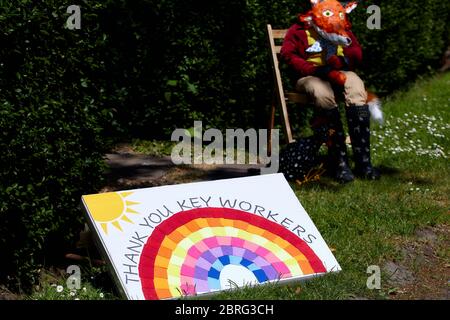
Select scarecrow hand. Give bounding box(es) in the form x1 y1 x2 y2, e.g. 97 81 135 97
303 62 318 76
327 70 347 87
327 55 345 70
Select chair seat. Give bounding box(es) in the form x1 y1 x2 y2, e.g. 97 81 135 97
284 92 309 104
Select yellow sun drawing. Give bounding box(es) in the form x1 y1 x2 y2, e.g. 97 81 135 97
83 191 140 235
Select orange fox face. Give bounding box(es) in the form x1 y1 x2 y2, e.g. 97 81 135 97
300 0 358 46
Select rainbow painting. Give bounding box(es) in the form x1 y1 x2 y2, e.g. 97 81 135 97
82 174 341 300
139 207 326 299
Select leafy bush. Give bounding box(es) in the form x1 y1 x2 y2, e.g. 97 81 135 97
96 0 306 136
96 0 449 135
0 1 110 288
350 0 449 94
4 1 441 139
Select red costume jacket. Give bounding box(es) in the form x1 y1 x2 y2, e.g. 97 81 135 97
280 23 363 79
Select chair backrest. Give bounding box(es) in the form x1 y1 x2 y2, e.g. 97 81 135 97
267 24 308 144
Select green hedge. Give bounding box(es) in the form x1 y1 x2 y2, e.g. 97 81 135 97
97 0 305 136
350 0 449 93
97 0 449 136
0 1 110 288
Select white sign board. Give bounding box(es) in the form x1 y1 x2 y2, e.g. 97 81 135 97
81 173 340 299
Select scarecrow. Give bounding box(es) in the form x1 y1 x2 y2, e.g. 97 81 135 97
279 0 382 183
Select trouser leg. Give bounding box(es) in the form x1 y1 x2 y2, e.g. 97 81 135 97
297 75 355 183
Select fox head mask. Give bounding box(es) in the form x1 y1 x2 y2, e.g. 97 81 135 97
300 0 358 46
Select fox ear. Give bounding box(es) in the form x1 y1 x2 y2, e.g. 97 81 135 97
310 0 321 6
345 1 358 13
299 13 313 23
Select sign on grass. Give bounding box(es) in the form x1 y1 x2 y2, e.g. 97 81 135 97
81 173 340 299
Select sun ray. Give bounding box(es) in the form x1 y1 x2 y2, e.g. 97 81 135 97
121 215 134 224
112 220 123 231
126 207 139 214
120 191 134 198
126 201 140 206
101 223 108 235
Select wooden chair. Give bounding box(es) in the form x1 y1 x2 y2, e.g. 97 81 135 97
267 24 309 151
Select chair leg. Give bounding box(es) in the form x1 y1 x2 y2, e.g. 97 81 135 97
268 100 276 157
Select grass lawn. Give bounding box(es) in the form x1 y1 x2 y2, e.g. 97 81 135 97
29 73 449 300
214 73 450 300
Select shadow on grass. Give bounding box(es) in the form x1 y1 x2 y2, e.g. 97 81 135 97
294 177 345 192
377 165 402 177
102 151 265 191
378 165 436 186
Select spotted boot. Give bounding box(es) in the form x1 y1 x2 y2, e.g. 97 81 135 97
311 108 354 183
346 105 380 180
